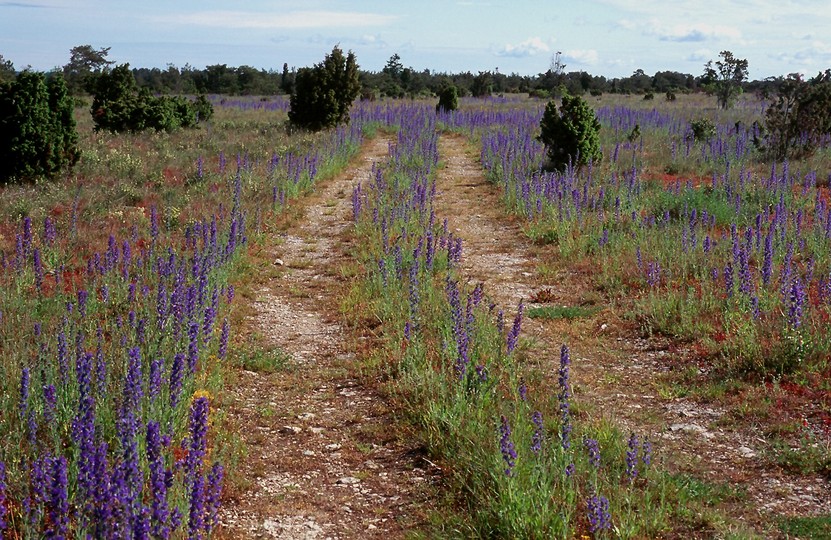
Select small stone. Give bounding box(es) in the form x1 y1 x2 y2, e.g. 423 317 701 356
738 446 756 458
274 258 284 266
669 423 713 438
337 476 361 485
297 412 316 421
325 443 341 451
279 425 302 435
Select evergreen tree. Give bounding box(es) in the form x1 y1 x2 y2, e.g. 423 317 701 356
0 72 78 181
288 46 360 131
436 85 459 113
537 93 602 171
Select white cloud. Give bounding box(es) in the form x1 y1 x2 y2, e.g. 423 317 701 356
162 10 397 29
496 37 550 58
645 19 741 42
686 49 712 62
772 40 831 68
563 49 599 66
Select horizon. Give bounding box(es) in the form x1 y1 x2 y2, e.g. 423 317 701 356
2 1 830 80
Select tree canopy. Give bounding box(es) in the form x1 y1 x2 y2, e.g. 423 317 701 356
288 46 360 132
703 50 749 109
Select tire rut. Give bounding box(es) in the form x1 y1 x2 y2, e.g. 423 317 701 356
218 137 432 539
432 133 830 534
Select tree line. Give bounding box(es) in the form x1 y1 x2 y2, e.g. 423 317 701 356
0 45 792 100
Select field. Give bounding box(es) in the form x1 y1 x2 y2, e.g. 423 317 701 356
0 92 829 538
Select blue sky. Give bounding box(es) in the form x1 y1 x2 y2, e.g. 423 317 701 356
2 0 830 79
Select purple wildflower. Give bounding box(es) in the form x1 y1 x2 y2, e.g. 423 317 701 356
33 248 43 293
0 462 6 532
48 455 69 539
724 263 734 298
170 353 185 408
78 289 88 317
43 384 57 424
147 421 171 539
149 358 164 400
218 318 229 359
204 463 224 534
517 380 527 401
506 300 524 354
584 437 601 468
642 439 652 468
19 367 30 420
587 492 612 533
789 277 805 328
626 433 640 481
189 475 206 540
530 411 544 454
499 416 517 477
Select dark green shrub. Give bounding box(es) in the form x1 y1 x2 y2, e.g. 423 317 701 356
689 118 716 142
192 94 214 123
90 64 208 133
288 46 360 132
90 64 137 132
436 85 458 113
471 71 493 97
360 87 377 101
643 92 654 100
537 94 602 171
589 88 603 97
763 71 831 160
0 71 78 182
665 90 677 101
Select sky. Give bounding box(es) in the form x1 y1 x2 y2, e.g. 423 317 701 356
2 0 830 80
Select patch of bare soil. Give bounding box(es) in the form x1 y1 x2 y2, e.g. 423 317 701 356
218 137 434 539
433 133 830 536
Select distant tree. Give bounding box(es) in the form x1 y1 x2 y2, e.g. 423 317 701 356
471 71 494 97
762 70 831 160
289 46 360 131
436 84 458 113
0 71 78 181
280 63 295 94
382 53 404 79
537 93 602 171
0 54 15 84
380 53 405 97
703 51 748 109
63 44 114 94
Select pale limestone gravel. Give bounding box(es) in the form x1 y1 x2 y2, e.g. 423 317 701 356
218 137 430 539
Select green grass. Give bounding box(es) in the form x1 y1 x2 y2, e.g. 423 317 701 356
779 515 831 538
526 304 600 320
235 345 292 373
